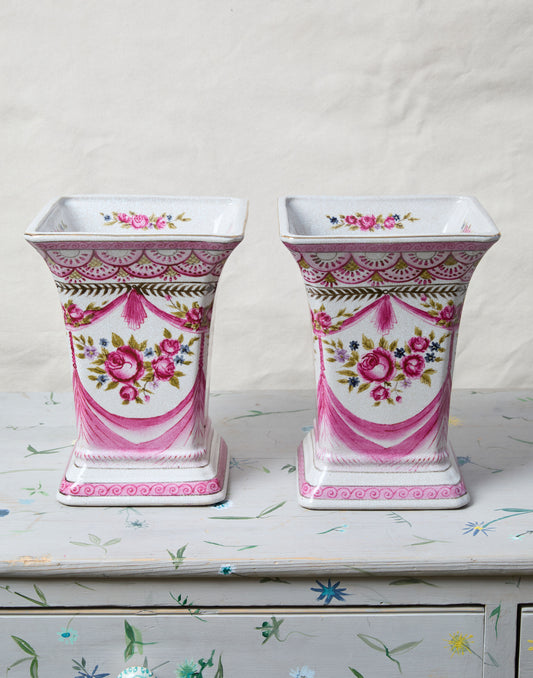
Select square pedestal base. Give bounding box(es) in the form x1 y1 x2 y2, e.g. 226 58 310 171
297 431 469 510
57 433 229 506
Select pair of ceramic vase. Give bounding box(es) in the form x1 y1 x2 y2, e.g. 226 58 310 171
25 195 500 509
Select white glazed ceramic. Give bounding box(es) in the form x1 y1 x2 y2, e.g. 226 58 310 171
26 195 247 505
280 195 500 509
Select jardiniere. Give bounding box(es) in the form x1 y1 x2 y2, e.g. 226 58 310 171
26 195 247 505
280 195 499 509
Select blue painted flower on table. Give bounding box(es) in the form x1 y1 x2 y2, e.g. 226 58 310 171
219 564 234 575
176 660 199 678
57 627 78 643
290 667 315 678
0 509 9 517
463 521 494 537
311 578 347 605
212 499 233 510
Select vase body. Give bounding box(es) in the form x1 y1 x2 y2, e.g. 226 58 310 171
26 195 247 505
280 196 499 509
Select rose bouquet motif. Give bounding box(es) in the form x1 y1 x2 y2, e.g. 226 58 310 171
166 299 214 332
323 326 450 406
101 210 191 231
311 304 355 335
420 297 458 328
63 299 106 328
73 329 198 405
325 211 419 232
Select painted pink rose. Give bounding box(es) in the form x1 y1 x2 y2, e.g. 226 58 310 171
408 336 430 352
383 216 396 229
160 338 181 355
314 311 332 331
67 304 85 321
401 353 425 379
358 215 377 230
186 306 203 327
120 384 138 401
105 346 144 383
131 214 150 229
152 355 175 381
439 303 456 323
117 213 132 224
155 217 167 229
371 385 390 401
345 215 357 225
357 347 395 382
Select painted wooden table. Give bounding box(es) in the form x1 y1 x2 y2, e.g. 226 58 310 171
1 389 532 678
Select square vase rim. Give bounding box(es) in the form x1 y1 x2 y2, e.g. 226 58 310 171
24 194 249 243
278 194 500 243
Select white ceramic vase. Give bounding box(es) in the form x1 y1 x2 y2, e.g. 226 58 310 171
26 195 247 505
280 196 500 509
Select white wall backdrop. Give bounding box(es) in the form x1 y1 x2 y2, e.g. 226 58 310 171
1 0 532 392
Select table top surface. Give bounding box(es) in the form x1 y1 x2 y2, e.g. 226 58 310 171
1 389 532 579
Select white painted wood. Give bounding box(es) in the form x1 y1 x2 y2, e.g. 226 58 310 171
0 389 532 677
1 609 484 678
519 607 533 676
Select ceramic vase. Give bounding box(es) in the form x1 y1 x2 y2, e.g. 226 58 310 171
26 195 247 506
280 196 499 509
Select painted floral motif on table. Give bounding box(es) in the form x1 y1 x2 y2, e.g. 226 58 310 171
101 211 191 231
326 212 419 232
73 329 198 404
322 326 449 406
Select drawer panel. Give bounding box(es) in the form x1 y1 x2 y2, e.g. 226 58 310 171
1 607 484 678
519 606 533 676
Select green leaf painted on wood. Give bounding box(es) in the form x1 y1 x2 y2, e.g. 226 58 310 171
349 669 365 678
11 636 37 656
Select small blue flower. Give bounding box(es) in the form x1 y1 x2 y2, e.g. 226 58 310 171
430 341 441 351
57 627 78 644
393 214 400 221
311 578 347 605
0 509 9 517
425 352 436 362
219 564 234 575
103 214 111 221
463 521 494 537
97 374 108 385
349 340 359 351
457 455 471 466
144 347 154 358
99 338 108 347
394 347 405 358
290 668 315 678
174 355 185 365
212 499 233 510
180 345 191 354
348 376 360 388
166 214 173 221
329 216 338 224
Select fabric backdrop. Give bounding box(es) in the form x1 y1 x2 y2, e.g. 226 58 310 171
1 0 531 392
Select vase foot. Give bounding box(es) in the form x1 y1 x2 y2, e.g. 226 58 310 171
297 431 469 510
57 433 229 506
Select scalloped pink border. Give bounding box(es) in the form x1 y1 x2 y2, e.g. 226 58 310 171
297 445 467 501
59 440 227 497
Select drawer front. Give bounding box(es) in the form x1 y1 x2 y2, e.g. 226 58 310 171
519 607 533 676
1 607 484 678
